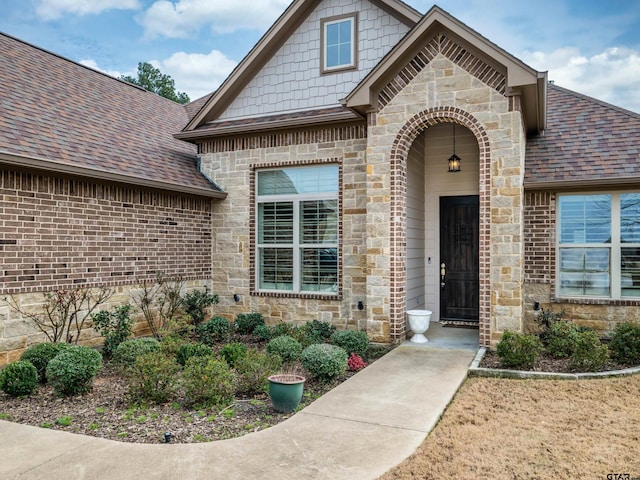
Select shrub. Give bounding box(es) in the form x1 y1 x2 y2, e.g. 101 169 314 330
303 320 336 345
267 335 303 364
347 353 367 372
545 321 581 358
301 343 348 382
46 345 103 396
20 342 72 383
253 324 273 342
127 351 180 404
182 287 219 326
220 342 247 368
234 349 281 396
569 330 609 372
112 338 161 367
176 343 213 366
0 361 38 397
496 331 543 369
91 305 134 359
330 330 370 357
182 356 235 407
159 334 188 357
234 313 264 335
610 322 640 365
197 316 231 345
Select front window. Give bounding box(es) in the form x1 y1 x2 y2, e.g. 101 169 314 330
321 14 357 73
257 165 339 294
557 192 640 299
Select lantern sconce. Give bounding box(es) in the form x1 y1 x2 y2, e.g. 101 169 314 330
448 123 461 173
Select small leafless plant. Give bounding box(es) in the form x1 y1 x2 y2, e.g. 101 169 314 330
131 273 187 339
5 286 113 344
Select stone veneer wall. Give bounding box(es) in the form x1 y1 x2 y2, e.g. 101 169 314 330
523 190 640 334
0 168 213 364
198 124 370 335
367 53 526 347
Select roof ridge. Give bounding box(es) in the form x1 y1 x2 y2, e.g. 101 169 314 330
549 82 640 119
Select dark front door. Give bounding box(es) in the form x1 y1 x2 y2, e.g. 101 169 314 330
439 195 479 323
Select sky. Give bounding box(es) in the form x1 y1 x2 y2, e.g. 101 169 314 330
1 0 639 112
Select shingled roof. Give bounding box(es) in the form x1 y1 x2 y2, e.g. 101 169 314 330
525 83 640 188
0 33 225 198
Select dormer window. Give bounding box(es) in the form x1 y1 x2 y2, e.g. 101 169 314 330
321 13 357 74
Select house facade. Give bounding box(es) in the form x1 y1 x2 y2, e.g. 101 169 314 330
2 0 640 363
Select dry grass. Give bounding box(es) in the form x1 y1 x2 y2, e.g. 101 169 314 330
381 375 640 479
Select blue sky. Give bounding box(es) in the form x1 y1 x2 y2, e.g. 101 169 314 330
1 0 639 112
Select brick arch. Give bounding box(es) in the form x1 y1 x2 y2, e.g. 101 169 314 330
388 107 491 347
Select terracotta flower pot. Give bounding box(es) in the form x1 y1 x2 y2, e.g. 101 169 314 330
268 374 305 413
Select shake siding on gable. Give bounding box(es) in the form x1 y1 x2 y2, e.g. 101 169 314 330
218 0 411 120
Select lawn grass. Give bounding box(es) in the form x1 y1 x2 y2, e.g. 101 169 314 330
381 375 640 479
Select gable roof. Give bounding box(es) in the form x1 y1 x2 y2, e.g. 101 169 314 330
181 0 421 135
345 5 547 134
0 32 225 198
525 83 640 189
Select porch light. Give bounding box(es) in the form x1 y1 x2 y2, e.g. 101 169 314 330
448 123 461 172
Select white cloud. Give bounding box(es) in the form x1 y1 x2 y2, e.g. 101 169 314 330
150 50 238 100
523 47 640 113
78 59 131 79
139 0 290 39
35 0 140 20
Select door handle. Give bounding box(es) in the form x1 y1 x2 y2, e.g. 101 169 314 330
440 262 446 288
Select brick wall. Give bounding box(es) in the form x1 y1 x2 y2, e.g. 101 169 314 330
0 169 212 295
523 191 554 283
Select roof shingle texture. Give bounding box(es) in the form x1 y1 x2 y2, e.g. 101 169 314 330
525 84 640 186
0 33 218 193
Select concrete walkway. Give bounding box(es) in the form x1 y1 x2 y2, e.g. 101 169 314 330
1 324 477 480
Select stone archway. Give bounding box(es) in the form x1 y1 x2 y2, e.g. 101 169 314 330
388 107 492 346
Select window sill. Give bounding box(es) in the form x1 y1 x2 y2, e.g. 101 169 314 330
251 290 342 301
552 296 640 306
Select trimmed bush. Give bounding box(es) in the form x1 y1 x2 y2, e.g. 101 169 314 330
182 356 235 407
176 343 213 366
91 305 134 360
159 334 188 357
234 313 264 335
253 324 273 342
0 361 38 397
182 287 219 326
569 330 609 372
610 322 640 365
330 330 369 357
197 316 231 345
113 338 161 367
545 321 581 358
234 348 281 396
303 320 336 345
127 351 180 404
496 331 543 369
301 343 348 382
220 342 247 368
267 335 303 364
46 345 103 396
20 342 72 383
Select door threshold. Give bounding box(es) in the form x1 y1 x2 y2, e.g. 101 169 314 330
440 320 479 329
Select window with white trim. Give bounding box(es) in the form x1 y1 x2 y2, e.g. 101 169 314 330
256 165 339 294
557 192 640 299
321 14 356 73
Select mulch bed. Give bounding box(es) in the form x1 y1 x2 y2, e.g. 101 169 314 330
479 349 633 373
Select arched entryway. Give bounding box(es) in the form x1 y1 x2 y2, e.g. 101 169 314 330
388 107 491 347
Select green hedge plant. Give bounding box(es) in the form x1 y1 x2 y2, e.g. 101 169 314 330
126 351 180 404
197 316 231 345
176 343 213 366
20 342 71 383
234 313 264 335
220 342 247 368
544 320 581 358
609 322 640 365
182 356 235 407
91 305 134 360
234 348 281 396
267 335 303 364
303 320 336 345
113 338 161 367
301 343 348 382
330 330 369 357
569 330 609 372
46 345 103 396
496 331 542 369
0 361 38 397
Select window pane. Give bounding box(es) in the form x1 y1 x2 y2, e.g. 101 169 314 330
300 200 337 244
260 248 293 290
301 248 338 292
559 247 610 296
621 247 640 297
258 166 338 195
559 195 611 244
325 19 352 68
621 193 640 243
258 202 293 243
